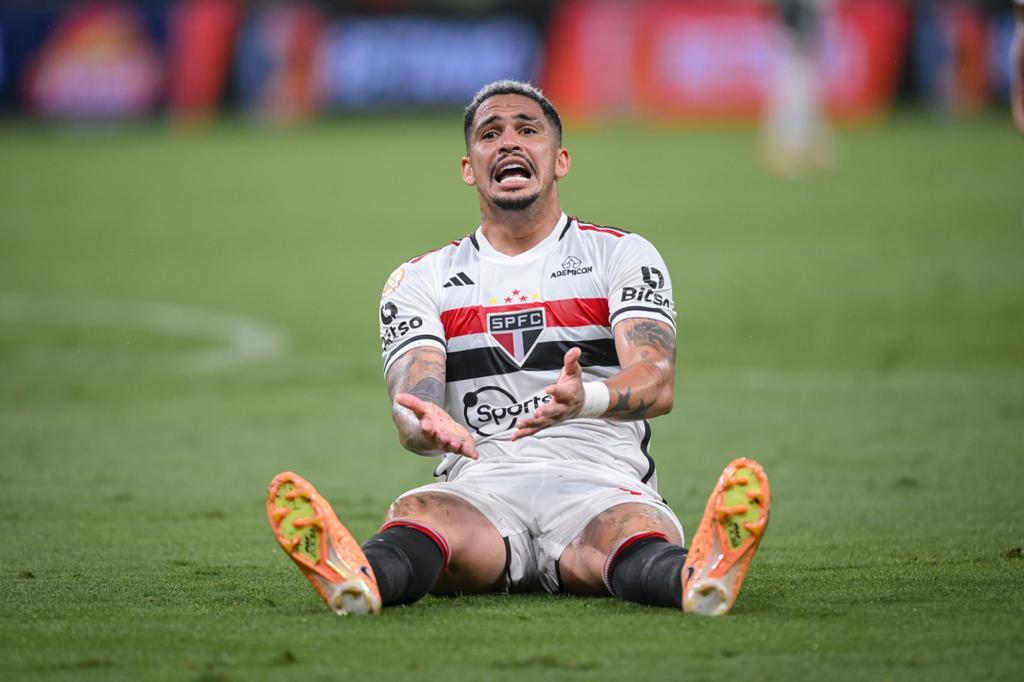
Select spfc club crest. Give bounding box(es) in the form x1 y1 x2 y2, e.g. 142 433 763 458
487 308 546 364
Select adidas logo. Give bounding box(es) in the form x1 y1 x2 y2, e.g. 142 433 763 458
443 272 475 288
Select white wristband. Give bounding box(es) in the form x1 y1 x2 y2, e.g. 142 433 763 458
577 382 610 419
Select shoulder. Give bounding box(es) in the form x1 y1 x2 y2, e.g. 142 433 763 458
406 233 477 266
382 233 476 295
568 216 661 256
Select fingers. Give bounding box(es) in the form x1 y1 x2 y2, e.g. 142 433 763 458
511 400 572 440
424 421 479 459
546 381 578 404
456 439 479 460
511 425 542 440
424 419 477 458
512 413 549 439
440 432 477 459
511 413 539 440
562 347 582 376
398 394 479 459
395 392 428 417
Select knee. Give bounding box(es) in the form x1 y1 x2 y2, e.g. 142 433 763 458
558 504 682 595
581 504 683 553
384 494 445 525
384 493 478 538
382 493 506 592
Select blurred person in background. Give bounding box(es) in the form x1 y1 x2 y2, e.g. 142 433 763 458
1013 0 1024 133
762 0 836 176
265 80 771 618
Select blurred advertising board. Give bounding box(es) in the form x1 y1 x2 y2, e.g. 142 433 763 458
235 7 542 120
987 10 1019 102
0 0 1016 124
236 3 324 123
912 2 1013 117
167 0 240 123
543 0 912 122
0 24 5 94
24 2 163 120
313 15 542 109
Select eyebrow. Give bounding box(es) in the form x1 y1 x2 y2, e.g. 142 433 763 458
476 112 541 132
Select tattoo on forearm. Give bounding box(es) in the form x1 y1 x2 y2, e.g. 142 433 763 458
610 387 632 413
387 348 449 453
607 387 654 420
624 320 677 360
386 353 415 396
409 377 444 406
386 348 446 403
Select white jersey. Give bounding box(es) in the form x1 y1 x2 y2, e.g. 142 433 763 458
378 213 676 489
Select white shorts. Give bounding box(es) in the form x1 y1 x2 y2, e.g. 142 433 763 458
398 459 684 593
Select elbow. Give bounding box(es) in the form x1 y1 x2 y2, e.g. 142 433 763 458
655 366 671 413
651 390 673 418
654 373 675 417
397 432 417 454
391 405 424 454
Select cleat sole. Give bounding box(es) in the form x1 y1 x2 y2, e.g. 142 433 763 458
267 471 382 616
682 458 771 616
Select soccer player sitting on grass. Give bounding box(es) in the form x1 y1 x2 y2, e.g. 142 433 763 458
266 80 771 617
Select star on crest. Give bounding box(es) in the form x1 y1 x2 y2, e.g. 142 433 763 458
490 287 542 306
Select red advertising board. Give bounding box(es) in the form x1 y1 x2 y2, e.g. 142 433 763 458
544 0 911 123
167 0 241 123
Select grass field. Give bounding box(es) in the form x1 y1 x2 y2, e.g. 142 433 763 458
1 113 1022 681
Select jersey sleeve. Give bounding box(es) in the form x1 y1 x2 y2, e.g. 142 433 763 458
605 234 677 330
379 260 446 375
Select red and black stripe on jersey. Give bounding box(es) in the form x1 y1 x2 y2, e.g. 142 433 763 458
446 339 618 383
561 217 631 241
442 297 618 383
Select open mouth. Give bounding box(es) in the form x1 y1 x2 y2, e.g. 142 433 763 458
493 158 534 187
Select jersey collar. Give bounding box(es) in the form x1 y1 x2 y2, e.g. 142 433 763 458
475 213 569 263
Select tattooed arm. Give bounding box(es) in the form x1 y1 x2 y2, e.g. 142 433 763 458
386 346 478 459
511 318 676 439
603 318 676 420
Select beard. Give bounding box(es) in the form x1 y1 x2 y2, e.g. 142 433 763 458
493 190 540 211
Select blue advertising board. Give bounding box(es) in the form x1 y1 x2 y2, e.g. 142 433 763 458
315 15 542 108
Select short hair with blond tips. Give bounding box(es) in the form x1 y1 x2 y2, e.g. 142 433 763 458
463 80 563 147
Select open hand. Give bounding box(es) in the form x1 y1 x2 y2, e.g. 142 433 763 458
512 347 585 440
395 393 479 459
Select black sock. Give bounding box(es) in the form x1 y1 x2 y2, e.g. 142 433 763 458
362 524 446 606
608 536 687 609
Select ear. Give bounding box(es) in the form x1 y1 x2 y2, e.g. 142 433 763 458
461 156 476 186
554 148 571 180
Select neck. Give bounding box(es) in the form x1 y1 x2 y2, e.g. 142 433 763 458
479 196 563 257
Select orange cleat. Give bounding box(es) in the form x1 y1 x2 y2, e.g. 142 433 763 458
682 458 771 616
266 471 381 615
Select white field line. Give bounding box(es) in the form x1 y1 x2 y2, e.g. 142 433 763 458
0 293 287 373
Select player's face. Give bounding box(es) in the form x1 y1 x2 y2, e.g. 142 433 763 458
461 94 570 212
